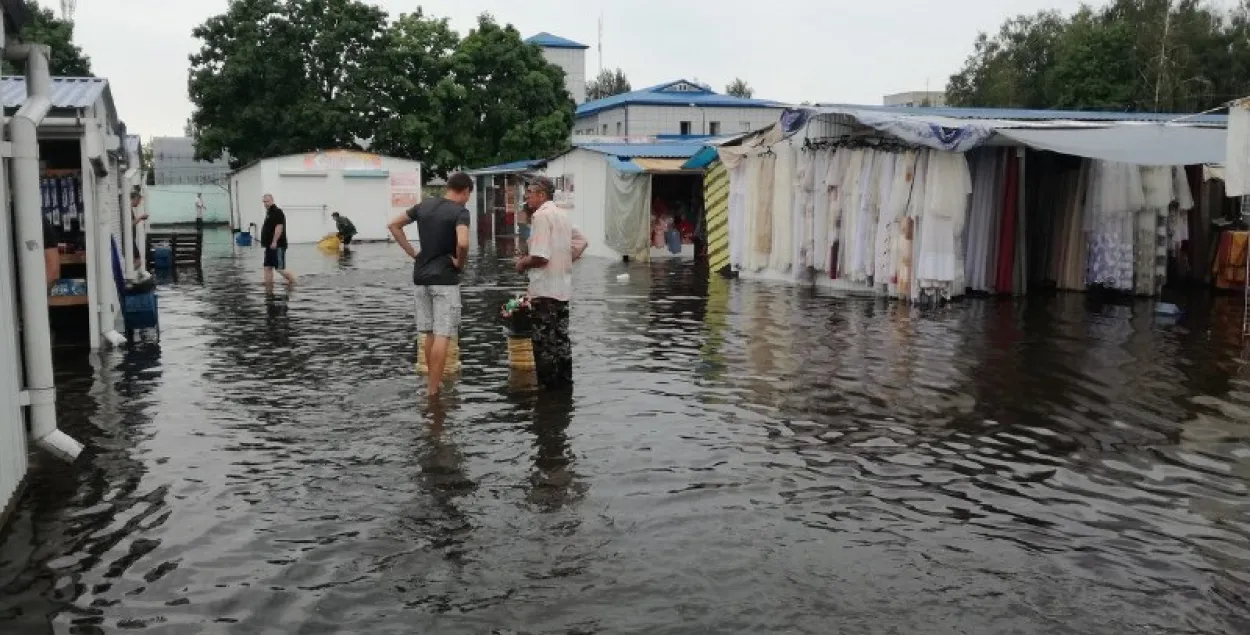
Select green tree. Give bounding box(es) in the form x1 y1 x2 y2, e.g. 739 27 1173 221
948 0 1242 113
442 14 574 171
946 11 1068 108
2 0 92 76
725 78 753 98
187 0 390 167
365 9 463 176
586 67 631 100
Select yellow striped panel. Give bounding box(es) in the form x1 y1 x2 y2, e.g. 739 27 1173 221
704 161 730 273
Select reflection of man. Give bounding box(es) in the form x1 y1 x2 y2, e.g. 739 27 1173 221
514 177 588 389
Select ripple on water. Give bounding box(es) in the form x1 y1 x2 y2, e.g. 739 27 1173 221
1 231 1249 634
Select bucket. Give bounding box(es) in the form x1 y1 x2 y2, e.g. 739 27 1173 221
507 336 535 370
235 231 252 247
416 337 461 375
153 245 174 269
665 229 682 254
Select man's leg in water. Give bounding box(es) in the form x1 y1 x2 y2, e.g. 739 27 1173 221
425 285 462 396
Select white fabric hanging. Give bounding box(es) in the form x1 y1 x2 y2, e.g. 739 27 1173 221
1226 103 1250 197
730 161 750 270
768 143 795 272
753 151 776 266
605 168 653 260
792 147 814 278
810 150 832 271
916 151 972 291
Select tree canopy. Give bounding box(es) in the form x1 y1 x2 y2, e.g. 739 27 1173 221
188 1 574 175
3 0 92 76
587 68 631 100
947 0 1250 113
725 78 754 99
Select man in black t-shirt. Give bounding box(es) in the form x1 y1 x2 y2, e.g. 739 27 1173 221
260 193 296 286
388 172 473 397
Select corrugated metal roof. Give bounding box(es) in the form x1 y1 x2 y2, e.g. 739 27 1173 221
525 32 589 49
577 141 707 159
577 79 782 118
466 158 547 176
813 102 1228 125
0 76 109 109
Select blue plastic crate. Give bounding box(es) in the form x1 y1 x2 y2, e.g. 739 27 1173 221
122 291 159 331
235 231 252 247
153 245 174 269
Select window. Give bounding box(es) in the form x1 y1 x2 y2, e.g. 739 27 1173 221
602 124 608 134
708 121 720 135
680 121 692 135
616 122 622 135
741 121 752 132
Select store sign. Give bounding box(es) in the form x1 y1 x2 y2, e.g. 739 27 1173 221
389 171 422 209
303 150 383 170
553 173 575 208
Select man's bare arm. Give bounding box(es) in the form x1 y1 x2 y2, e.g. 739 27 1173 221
388 213 418 259
571 226 588 262
453 225 469 269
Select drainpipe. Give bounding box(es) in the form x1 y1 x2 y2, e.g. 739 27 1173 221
7 42 85 462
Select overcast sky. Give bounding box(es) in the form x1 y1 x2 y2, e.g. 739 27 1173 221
44 0 1139 137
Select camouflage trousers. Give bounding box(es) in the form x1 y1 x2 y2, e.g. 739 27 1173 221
530 297 572 389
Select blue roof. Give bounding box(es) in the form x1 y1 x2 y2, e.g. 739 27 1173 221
577 141 706 159
817 102 1228 124
576 79 782 118
525 32 589 50
466 158 547 175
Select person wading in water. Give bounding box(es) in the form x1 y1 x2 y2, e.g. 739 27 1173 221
514 177 589 390
388 172 473 397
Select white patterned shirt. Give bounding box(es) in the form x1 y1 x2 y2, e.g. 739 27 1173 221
527 201 587 301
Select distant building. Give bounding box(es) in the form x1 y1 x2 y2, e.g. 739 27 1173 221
151 136 231 185
573 79 784 138
525 32 589 105
883 91 947 107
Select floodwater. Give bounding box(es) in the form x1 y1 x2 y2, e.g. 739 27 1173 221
2 228 1249 634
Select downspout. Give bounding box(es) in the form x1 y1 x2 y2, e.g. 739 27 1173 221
7 42 84 462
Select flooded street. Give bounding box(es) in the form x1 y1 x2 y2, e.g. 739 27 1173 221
2 229 1249 634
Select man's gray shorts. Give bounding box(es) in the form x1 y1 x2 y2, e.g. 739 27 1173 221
414 285 462 338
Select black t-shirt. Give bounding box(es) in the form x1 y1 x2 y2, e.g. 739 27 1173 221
407 197 470 285
260 205 288 249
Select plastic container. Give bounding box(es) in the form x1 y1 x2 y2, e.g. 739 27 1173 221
665 229 682 254
235 231 252 247
122 290 159 330
153 245 174 269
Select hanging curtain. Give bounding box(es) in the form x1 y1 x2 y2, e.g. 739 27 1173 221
792 146 815 278
769 143 795 272
605 168 653 261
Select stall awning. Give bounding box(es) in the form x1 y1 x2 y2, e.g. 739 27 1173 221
632 157 698 173
606 156 642 173
994 126 1226 166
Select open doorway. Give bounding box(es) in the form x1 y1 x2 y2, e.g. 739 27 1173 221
649 173 704 258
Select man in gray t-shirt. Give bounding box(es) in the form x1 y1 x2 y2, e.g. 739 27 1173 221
388 172 473 397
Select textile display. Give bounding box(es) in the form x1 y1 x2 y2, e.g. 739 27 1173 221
604 168 652 261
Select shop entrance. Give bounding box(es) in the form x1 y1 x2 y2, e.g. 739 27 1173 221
649 172 705 258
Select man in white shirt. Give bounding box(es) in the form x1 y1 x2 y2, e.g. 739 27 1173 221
514 177 588 389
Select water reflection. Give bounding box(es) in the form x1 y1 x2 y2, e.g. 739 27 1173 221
2 231 1249 634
